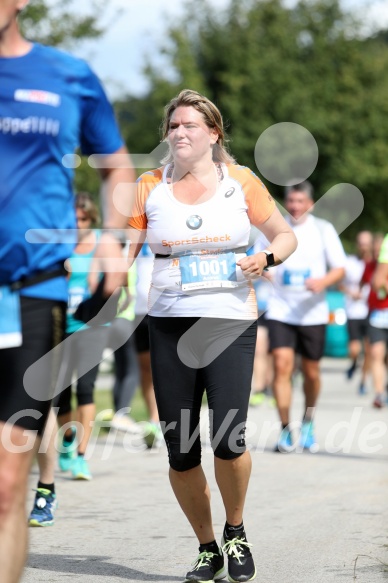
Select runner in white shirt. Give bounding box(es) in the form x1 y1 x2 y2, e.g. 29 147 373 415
265 180 346 452
127 89 297 583
340 231 373 394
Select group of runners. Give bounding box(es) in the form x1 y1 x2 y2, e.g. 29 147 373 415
1 4 388 583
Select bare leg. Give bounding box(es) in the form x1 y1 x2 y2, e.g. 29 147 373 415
251 327 269 393
360 338 371 385
169 465 214 544
58 403 94 454
348 339 361 364
214 451 251 526
59 411 73 440
0 423 38 583
301 357 321 417
272 347 295 425
370 341 386 396
75 403 95 454
265 353 274 394
36 408 58 483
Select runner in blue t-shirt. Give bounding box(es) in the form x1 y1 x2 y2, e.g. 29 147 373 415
0 4 135 581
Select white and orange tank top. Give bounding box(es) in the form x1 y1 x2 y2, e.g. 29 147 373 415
129 163 275 320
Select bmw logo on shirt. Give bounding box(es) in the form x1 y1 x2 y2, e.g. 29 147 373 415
186 215 203 230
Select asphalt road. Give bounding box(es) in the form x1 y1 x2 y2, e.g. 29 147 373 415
23 357 388 583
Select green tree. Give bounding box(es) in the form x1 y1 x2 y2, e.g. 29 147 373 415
118 0 388 240
19 0 115 202
19 0 106 47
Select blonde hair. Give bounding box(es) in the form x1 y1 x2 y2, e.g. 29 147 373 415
160 89 235 165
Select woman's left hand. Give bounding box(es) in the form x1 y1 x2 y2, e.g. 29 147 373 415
237 252 268 279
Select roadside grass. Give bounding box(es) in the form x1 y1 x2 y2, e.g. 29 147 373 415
70 377 149 437
92 387 149 422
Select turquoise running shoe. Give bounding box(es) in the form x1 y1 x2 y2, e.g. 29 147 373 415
299 421 317 451
274 428 293 453
58 428 77 472
28 488 57 527
71 456 92 480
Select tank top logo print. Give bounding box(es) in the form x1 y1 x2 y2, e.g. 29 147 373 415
186 215 202 230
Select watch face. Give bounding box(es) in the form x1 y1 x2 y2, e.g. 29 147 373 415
266 252 275 266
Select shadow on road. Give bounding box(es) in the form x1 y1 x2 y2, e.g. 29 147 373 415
27 553 183 581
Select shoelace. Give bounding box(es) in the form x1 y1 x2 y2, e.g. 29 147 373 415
192 551 217 571
222 537 252 564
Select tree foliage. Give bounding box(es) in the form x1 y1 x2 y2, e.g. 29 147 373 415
19 0 106 47
117 0 388 241
19 0 112 202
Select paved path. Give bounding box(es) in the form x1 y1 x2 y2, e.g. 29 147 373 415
23 358 388 583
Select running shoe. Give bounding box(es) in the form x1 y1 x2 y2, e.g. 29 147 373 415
273 428 293 453
346 361 357 380
97 408 114 423
221 530 256 582
373 394 384 409
268 397 277 408
249 392 266 407
299 421 317 450
71 456 92 480
143 422 163 449
94 408 114 434
28 488 57 527
358 383 367 395
58 428 77 472
185 546 226 582
110 413 143 435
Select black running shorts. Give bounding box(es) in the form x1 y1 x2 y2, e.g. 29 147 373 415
347 318 368 342
368 322 388 345
266 319 326 361
0 296 66 433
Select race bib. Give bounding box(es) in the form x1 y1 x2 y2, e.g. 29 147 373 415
370 309 388 329
180 253 238 291
283 269 311 289
0 286 22 349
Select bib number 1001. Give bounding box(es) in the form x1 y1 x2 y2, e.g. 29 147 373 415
179 252 238 291
189 258 229 277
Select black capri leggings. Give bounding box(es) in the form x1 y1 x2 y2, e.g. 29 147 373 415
54 326 109 415
149 316 257 472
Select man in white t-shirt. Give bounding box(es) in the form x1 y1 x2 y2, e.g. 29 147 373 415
341 231 373 394
265 181 346 452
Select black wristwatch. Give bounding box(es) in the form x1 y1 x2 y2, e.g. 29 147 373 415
262 250 275 268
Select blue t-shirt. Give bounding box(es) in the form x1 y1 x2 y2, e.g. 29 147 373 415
0 43 124 301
